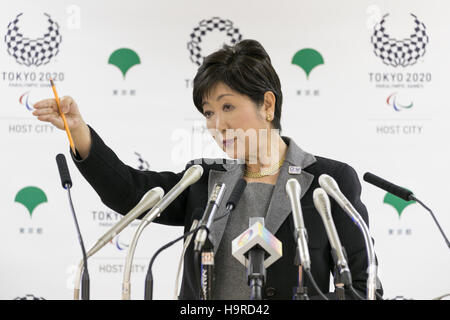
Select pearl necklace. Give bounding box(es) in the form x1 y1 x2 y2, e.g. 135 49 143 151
244 156 286 178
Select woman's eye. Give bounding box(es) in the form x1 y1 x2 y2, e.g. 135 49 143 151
203 111 213 119
223 104 234 111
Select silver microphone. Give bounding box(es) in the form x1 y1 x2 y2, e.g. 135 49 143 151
285 179 311 271
143 165 204 224
318 174 378 300
194 183 226 252
313 188 351 284
122 164 204 300
73 187 164 300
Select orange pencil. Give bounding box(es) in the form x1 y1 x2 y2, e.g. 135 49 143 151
49 78 76 154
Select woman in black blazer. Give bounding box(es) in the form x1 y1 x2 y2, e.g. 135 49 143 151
33 39 383 300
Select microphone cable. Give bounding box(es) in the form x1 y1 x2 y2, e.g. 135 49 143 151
144 225 208 300
211 208 232 223
349 285 384 300
304 270 329 300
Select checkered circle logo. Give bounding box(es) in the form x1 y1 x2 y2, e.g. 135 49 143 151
4 13 62 67
187 17 243 66
371 13 428 67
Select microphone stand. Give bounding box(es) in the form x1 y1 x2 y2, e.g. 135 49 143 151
333 270 346 300
56 153 90 300
66 186 90 300
247 246 266 300
196 204 232 299
293 250 309 300
332 269 346 300
330 197 377 299
331 248 348 301
410 195 450 249
330 247 360 301
200 239 215 300
243 217 267 300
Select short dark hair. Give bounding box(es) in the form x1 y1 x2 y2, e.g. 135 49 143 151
193 39 283 131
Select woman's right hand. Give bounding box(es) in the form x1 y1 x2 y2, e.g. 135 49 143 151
32 96 92 159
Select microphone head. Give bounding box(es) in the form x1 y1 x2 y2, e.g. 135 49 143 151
313 188 332 220
208 183 226 203
56 153 72 189
94 186 165 249
318 174 340 196
363 172 413 201
285 178 301 198
182 164 204 186
139 187 164 210
226 179 247 209
285 178 305 230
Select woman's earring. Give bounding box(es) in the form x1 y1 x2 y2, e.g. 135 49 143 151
266 115 272 121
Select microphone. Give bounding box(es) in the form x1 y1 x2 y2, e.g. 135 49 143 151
226 179 247 211
122 164 203 300
55 153 90 300
142 165 204 224
285 178 311 271
313 188 350 279
194 183 226 252
318 174 377 300
194 179 246 300
232 218 282 300
73 187 164 300
213 178 247 223
313 187 352 299
89 188 164 255
193 183 226 300
363 172 413 201
174 208 204 299
56 153 72 188
364 172 449 249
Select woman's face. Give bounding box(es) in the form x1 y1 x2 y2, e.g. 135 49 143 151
201 82 275 163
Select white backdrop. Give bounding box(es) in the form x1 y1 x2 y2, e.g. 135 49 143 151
0 0 449 300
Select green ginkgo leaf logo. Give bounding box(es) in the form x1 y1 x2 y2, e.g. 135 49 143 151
14 186 48 218
108 48 141 78
383 191 416 218
292 48 324 79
